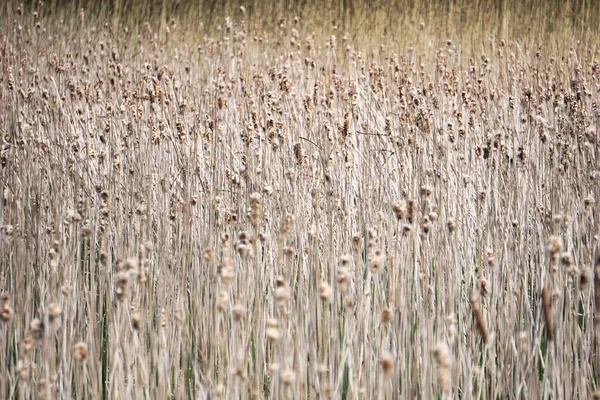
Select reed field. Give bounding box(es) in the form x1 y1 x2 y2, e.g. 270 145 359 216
1 0 600 398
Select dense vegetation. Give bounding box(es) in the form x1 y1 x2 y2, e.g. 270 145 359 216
1 0 599 398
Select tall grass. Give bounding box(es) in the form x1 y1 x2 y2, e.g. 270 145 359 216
1 0 599 398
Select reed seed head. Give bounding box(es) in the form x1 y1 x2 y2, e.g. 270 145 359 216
380 307 393 324
73 342 89 362
319 281 332 302
380 353 394 377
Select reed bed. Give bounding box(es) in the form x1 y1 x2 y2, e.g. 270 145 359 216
1 1 599 398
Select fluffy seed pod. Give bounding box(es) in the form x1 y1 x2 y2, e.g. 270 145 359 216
266 318 280 341
547 236 563 263
73 342 89 362
370 250 385 273
319 282 332 302
132 313 141 331
232 304 245 321
380 308 393 324
433 342 452 393
281 368 296 385
392 201 407 220
0 295 14 323
29 319 44 341
380 353 394 377
48 303 62 324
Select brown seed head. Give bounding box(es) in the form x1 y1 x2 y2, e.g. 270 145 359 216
542 286 554 341
560 253 574 267
392 200 407 220
433 342 452 393
73 342 88 362
48 303 62 323
407 199 416 224
380 308 393 324
580 267 591 289
380 353 394 377
0 295 13 323
266 318 280 341
232 304 245 321
132 313 141 331
370 250 385 273
470 292 488 343
352 234 362 252
547 236 563 262
281 368 296 385
29 318 44 341
319 281 332 302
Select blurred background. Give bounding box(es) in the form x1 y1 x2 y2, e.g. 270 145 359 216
3 0 599 51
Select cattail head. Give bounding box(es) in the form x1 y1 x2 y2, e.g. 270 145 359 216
73 342 88 362
561 253 574 267
547 236 563 263
293 143 303 165
281 214 293 235
281 368 296 385
380 308 393 324
130 313 141 331
470 292 488 343
124 257 139 272
115 271 129 302
407 199 416 224
542 286 554 341
249 192 261 228
21 334 35 353
319 281 332 302
160 308 168 328
352 234 362 252
392 200 407 221
0 294 13 323
48 303 62 324
337 267 350 293
16 360 32 380
433 342 452 393
274 277 290 306
38 378 50 396
340 255 352 266
421 216 431 234
232 304 245 321
203 248 213 262
380 353 394 377
580 267 591 289
217 291 228 312
584 195 595 207
478 278 489 297
370 250 385 273
266 318 280 341
29 318 44 341
420 185 433 197
220 258 235 285
485 248 494 266
433 341 451 367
